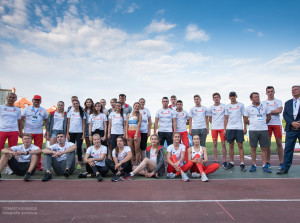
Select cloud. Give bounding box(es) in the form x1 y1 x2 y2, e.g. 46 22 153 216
246 28 264 37
223 58 259 67
185 24 210 42
156 9 165 15
124 2 138 13
233 18 245 23
145 19 176 33
1 0 28 27
265 46 300 66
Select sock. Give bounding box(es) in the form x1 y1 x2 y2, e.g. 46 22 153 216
130 172 134 176
230 162 234 165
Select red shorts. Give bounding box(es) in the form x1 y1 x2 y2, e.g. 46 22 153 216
268 125 282 138
211 129 225 141
0 131 19 150
127 130 141 138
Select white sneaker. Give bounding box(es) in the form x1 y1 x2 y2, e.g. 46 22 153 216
191 172 201 178
166 173 176 179
201 172 209 182
5 167 14 175
181 173 189 182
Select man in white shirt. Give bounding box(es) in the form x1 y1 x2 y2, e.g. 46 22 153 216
208 93 227 168
42 132 77 181
263 86 284 170
244 92 271 173
175 100 190 161
0 93 22 152
224 92 247 172
154 97 177 147
0 134 42 181
189 95 209 147
169 95 177 110
21 95 48 171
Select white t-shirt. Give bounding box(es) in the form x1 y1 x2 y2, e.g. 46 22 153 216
49 142 75 161
244 103 270 131
11 144 40 162
22 106 48 134
263 99 283 126
67 111 86 133
89 113 107 132
170 105 177 111
208 104 226 130
155 108 176 132
139 108 151 133
189 106 208 129
85 109 91 124
109 112 127 134
86 145 107 166
52 112 65 130
167 144 186 166
112 146 131 162
225 102 245 130
150 148 158 163
191 146 204 160
0 105 21 132
175 110 190 132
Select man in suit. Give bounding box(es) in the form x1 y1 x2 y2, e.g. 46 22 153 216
277 85 300 174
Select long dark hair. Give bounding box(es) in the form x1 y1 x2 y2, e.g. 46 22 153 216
84 98 95 114
115 136 127 157
93 102 103 115
73 99 85 119
116 101 124 120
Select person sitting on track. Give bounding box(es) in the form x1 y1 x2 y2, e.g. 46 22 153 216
42 132 77 182
126 134 165 180
188 135 220 182
166 132 193 182
0 134 41 181
106 136 132 182
78 134 109 182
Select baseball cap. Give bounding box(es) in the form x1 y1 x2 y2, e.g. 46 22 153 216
33 95 42 100
229 91 237 97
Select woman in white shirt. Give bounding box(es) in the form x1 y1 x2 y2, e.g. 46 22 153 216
139 98 152 161
66 99 86 169
89 102 108 146
126 102 142 165
46 101 67 145
78 134 108 182
106 136 132 182
166 132 193 182
108 102 127 153
188 135 219 182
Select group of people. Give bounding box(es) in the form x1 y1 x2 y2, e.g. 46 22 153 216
0 85 299 182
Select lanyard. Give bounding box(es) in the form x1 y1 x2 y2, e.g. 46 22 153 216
253 105 262 116
294 100 297 109
32 107 40 116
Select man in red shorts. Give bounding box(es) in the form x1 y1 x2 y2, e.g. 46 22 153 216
21 95 48 171
208 93 227 168
263 86 284 170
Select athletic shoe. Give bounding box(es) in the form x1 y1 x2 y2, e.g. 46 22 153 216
96 173 103 182
191 172 201 178
42 172 52 182
181 173 189 182
78 172 88 178
265 162 271 169
279 163 284 170
126 175 133 181
201 172 209 182
111 174 120 182
222 162 228 169
166 173 175 179
64 169 70 177
240 164 246 172
120 173 128 181
76 164 81 170
23 172 31 181
227 163 235 169
5 167 14 175
249 164 256 172
262 166 272 173
277 169 288 175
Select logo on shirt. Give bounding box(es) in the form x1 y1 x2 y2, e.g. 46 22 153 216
161 111 171 114
4 108 17 112
229 106 239 110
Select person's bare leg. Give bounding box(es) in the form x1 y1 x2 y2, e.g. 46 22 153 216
229 142 234 162
0 154 12 173
237 143 245 163
49 138 57 145
213 141 218 162
135 137 141 164
261 147 267 166
127 138 135 164
276 137 284 164
221 141 227 162
27 155 39 173
132 158 156 175
251 147 257 165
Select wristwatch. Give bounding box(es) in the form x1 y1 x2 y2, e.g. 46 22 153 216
26 151 30 155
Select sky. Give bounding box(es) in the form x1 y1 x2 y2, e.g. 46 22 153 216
0 0 299 115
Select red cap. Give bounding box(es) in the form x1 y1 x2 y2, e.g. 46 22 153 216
33 95 42 100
